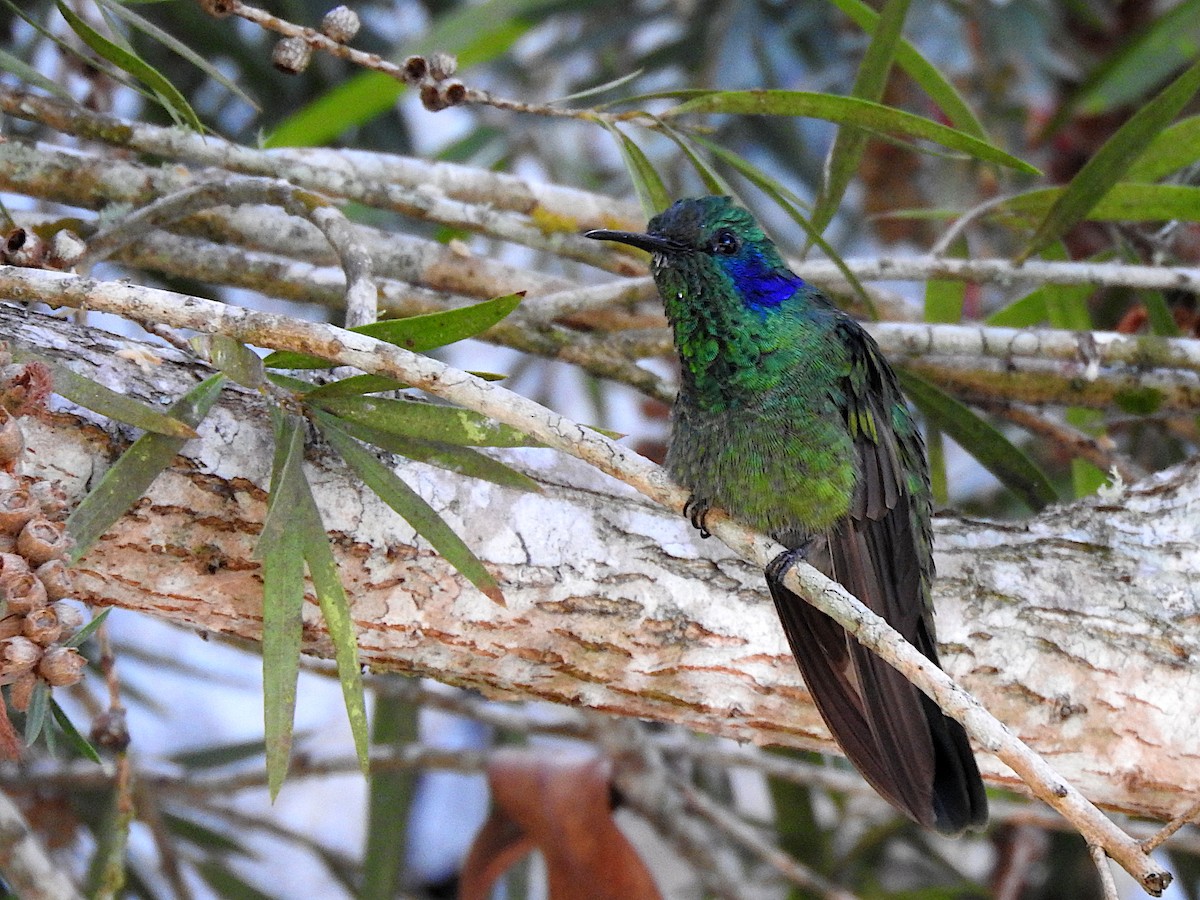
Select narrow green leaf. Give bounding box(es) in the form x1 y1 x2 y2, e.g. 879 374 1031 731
811 0 912 235
311 396 539 448
0 47 73 100
54 0 202 131
49 700 102 763
317 413 505 605
984 290 1046 327
1020 55 1200 260
62 608 112 650
170 736 269 770
898 370 1058 511
598 121 672 217
195 861 278 900
550 68 644 105
826 0 987 138
12 348 197 439
257 410 308 800
1143 291 1183 337
925 423 948 507
652 118 734 195
362 687 418 900
66 374 226 561
263 293 523 370
1074 0 1200 116
94 0 258 112
304 374 409 399
924 236 966 324
330 415 540 493
292 474 370 774
162 813 252 855
191 335 265 389
1000 183 1200 223
23 681 50 746
1125 115 1200 182
662 90 1038 174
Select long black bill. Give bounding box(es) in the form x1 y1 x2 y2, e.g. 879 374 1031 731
583 229 686 254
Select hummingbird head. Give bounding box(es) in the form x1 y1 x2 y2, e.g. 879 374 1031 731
585 196 805 313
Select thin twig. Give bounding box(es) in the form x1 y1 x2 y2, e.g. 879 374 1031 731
1090 844 1121 900
1142 797 1200 853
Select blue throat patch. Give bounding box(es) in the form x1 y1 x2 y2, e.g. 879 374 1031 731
724 250 805 312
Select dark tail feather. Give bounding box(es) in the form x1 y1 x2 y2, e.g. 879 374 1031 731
766 544 987 835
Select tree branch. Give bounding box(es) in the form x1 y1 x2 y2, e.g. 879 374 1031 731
0 275 1182 893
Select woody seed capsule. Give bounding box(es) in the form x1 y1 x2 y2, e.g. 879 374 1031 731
38 646 86 687
272 37 312 75
16 519 71 566
320 5 360 43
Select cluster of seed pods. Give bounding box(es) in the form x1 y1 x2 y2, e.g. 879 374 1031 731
0 348 87 715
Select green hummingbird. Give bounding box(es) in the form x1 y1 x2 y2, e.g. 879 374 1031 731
586 196 987 835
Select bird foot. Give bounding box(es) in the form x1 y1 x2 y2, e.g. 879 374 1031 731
765 542 815 588
683 496 712 538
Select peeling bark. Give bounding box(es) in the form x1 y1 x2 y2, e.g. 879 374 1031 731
4 305 1198 822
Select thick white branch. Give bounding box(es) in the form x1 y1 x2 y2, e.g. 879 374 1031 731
0 289 1185 891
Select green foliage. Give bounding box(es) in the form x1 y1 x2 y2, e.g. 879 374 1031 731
898 370 1058 512
66 374 227 561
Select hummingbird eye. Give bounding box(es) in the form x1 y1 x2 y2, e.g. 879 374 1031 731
710 228 741 255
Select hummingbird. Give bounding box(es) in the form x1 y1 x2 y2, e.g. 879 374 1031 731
585 196 987 835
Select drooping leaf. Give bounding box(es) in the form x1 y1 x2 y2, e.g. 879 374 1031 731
660 90 1038 174
826 0 987 138
311 395 539 448
49 700 101 764
317 413 505 605
330 415 540 493
291 471 370 775
1073 0 1200 117
652 118 734 195
898 370 1058 511
1125 115 1200 182
255 409 308 800
65 374 226 561
811 0 912 235
54 0 202 131
191 335 265 389
1020 55 1200 260
195 860 279 900
163 812 253 856
23 681 50 746
262 293 524 370
1001 184 1200 224
62 608 112 650
94 0 258 112
598 121 672 217
170 736 270 770
0 47 72 100
12 348 197 439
